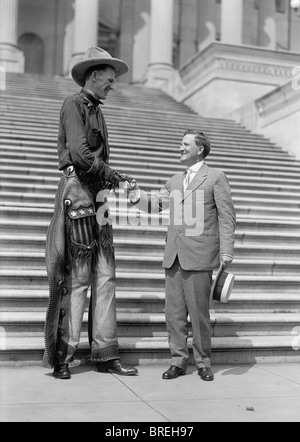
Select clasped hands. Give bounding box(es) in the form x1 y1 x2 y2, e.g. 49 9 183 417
118 174 140 202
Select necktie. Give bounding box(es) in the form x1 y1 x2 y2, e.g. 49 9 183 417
184 169 192 191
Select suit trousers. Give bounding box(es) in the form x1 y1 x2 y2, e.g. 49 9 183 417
57 249 119 365
165 257 213 370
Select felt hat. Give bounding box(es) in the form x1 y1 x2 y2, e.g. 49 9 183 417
211 265 235 304
71 47 129 87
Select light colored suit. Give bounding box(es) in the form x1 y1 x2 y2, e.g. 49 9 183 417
137 163 236 271
135 163 236 369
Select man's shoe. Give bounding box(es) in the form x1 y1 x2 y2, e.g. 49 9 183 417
198 367 214 382
162 365 186 380
96 360 138 376
53 364 71 380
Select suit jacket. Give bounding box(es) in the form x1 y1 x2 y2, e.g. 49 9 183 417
136 163 236 271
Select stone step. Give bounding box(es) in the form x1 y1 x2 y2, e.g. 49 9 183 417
1 163 299 184
0 122 277 142
0 289 166 313
0 88 194 114
0 269 299 293
0 116 282 139
0 122 287 153
0 103 250 128
0 89 252 111
0 130 288 160
0 199 299 226
2 180 300 203
1 222 299 246
1 146 300 176
0 98 189 115
1 192 300 218
0 75 275 118
1 289 300 314
0 252 299 276
1 311 300 339
0 93 262 125
0 184 298 211
0 311 169 338
213 294 300 314
0 145 299 172
1 206 300 233
0 143 293 167
235 205 300 218
0 234 298 260
1 335 300 366
0 113 286 155
1 115 271 149
0 87 241 116
7 153 289 181
1 171 299 194
1 218 299 240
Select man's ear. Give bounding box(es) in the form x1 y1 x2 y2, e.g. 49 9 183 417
91 70 98 83
198 146 204 157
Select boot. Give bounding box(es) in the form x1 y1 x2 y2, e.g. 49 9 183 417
53 363 71 380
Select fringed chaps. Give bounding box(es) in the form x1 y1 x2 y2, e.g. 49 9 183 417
43 169 115 368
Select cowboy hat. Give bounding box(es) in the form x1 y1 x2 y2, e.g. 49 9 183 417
71 47 129 87
210 264 235 304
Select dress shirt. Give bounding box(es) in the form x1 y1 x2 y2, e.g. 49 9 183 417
184 161 204 191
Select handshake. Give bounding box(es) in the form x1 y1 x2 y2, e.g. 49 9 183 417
118 174 141 203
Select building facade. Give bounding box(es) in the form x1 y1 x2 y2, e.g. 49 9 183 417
1 0 300 81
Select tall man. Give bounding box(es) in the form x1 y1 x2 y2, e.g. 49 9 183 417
127 130 236 381
44 47 138 379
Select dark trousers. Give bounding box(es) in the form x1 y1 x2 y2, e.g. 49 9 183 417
165 257 213 370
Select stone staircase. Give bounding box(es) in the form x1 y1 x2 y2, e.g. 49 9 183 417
0 72 300 366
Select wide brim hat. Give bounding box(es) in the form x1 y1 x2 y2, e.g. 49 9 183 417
71 47 129 87
210 265 235 305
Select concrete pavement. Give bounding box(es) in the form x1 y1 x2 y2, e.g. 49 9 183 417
1 363 300 422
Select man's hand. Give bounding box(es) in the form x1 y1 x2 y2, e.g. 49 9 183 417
118 174 137 190
127 179 138 191
220 255 233 270
127 181 141 204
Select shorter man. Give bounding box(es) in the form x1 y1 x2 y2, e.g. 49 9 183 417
127 130 236 381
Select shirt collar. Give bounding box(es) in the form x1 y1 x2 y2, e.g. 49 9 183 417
86 89 97 99
187 161 204 174
81 88 103 107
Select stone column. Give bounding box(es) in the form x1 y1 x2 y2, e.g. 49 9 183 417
70 0 99 67
132 0 151 84
258 0 276 50
0 0 24 73
145 0 175 88
179 0 198 67
119 0 135 84
221 0 243 45
197 0 217 52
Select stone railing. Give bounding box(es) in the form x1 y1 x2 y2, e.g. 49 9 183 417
231 78 300 159
167 42 300 118
256 76 300 126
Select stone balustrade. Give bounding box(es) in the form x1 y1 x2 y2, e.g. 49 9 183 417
170 42 300 118
232 79 300 159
